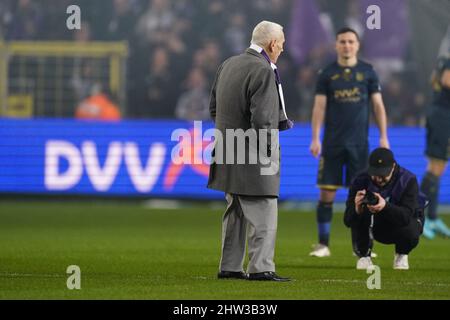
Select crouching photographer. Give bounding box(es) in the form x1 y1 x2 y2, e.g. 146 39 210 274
344 148 426 270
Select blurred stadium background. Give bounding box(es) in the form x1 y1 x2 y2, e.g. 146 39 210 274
0 0 449 203
0 0 450 299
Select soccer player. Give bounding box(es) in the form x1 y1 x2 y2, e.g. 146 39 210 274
420 55 450 239
309 27 390 257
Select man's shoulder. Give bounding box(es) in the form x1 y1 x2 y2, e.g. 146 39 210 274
318 61 338 75
224 52 271 72
397 166 418 182
218 54 273 87
357 59 376 72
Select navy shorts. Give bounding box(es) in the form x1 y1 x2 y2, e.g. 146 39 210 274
317 145 369 189
425 106 450 161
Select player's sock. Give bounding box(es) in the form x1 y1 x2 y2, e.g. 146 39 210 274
420 172 440 220
317 201 333 246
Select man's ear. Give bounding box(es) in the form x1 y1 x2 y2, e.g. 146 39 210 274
268 40 276 52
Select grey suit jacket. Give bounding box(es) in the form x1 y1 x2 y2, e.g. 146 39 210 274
207 48 281 197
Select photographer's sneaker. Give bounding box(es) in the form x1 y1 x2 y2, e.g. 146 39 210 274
309 244 330 257
393 254 409 270
353 251 378 258
356 257 374 270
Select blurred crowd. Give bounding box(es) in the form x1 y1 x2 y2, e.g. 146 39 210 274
0 0 434 125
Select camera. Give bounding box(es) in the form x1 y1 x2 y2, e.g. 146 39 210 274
361 190 379 206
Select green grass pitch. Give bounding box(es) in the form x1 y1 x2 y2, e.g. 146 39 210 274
0 200 449 299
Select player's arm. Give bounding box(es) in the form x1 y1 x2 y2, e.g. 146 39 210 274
371 93 390 149
310 94 327 158
441 69 450 89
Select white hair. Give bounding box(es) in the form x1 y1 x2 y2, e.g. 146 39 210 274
251 21 284 47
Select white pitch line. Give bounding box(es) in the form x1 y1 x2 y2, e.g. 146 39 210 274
319 279 450 287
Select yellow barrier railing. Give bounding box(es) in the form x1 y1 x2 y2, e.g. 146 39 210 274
5 41 128 57
0 42 8 116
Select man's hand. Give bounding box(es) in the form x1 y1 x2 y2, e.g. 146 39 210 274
310 139 322 158
355 190 366 214
367 192 386 214
379 137 390 149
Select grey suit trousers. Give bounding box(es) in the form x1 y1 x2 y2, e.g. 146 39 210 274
219 193 278 274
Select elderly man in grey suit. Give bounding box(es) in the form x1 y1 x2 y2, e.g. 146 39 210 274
208 21 292 282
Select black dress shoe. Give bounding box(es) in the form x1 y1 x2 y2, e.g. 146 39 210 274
217 271 248 280
248 272 291 282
